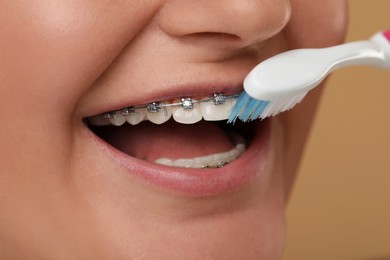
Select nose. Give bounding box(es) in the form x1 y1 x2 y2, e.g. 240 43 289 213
159 0 291 47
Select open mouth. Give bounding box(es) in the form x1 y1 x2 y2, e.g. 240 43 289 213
87 93 256 168
85 91 272 196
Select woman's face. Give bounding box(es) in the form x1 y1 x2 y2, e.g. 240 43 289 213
0 0 347 258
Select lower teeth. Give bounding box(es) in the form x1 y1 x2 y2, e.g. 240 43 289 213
154 132 246 169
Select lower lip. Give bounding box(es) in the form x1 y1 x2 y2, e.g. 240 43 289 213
90 120 271 197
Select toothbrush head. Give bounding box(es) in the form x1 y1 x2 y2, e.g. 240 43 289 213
228 47 328 124
227 47 318 123
227 91 307 123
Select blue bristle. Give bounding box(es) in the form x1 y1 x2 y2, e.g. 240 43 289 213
227 92 251 123
239 98 259 121
249 100 269 121
227 91 269 123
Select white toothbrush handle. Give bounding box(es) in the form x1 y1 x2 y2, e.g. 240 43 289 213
244 31 390 101
335 32 390 69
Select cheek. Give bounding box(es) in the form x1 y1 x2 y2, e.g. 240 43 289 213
277 0 348 194
0 1 160 184
281 0 349 139
0 0 157 119
286 0 348 48
1 3 102 120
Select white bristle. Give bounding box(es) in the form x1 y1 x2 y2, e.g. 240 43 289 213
228 90 308 123
260 92 307 119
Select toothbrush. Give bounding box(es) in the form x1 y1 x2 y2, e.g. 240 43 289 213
228 30 390 123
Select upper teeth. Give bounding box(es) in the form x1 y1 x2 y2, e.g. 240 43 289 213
88 94 238 126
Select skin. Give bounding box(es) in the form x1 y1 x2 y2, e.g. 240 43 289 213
0 0 347 259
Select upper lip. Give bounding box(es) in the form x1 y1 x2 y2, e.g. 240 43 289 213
80 58 261 118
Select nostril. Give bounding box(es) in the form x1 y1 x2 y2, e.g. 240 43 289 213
185 32 241 41
159 0 291 49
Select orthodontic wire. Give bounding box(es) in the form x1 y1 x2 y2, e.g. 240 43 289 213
103 93 240 118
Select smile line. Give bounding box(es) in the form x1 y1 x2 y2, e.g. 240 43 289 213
88 93 241 126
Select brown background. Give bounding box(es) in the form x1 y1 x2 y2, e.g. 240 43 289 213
285 1 390 259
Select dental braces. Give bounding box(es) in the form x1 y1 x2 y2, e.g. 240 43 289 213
103 93 239 119
202 161 228 169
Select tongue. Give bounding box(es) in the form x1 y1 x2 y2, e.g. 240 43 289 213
100 120 234 161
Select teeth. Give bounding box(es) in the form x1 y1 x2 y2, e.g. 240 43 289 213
124 108 147 125
172 103 202 124
147 106 172 124
154 134 246 169
200 98 236 121
154 158 174 167
88 94 239 126
193 156 211 168
173 159 195 168
108 113 126 126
